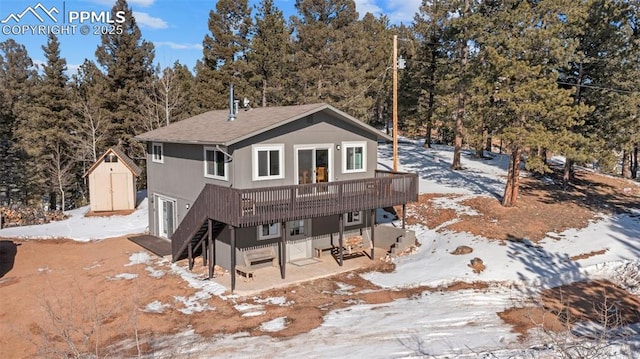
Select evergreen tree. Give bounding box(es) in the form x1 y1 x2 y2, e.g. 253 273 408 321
196 0 253 111
16 33 74 210
0 39 35 204
249 0 291 107
347 13 392 122
478 0 587 206
290 0 359 105
95 0 155 158
412 0 451 148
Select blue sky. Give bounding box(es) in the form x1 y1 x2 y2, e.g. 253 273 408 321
0 0 420 75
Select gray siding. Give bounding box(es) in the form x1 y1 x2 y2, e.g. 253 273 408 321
232 112 378 189
146 112 380 237
146 142 233 236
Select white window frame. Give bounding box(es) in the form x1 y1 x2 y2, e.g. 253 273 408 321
258 223 280 240
203 146 228 180
152 142 164 163
253 144 285 181
344 211 362 226
342 141 366 173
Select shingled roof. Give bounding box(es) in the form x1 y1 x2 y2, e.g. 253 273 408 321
135 103 391 146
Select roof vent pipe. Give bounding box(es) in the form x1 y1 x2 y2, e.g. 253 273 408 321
228 83 235 121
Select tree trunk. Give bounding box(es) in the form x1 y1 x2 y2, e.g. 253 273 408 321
424 124 432 148
262 78 267 108
562 158 574 190
502 146 522 207
632 144 638 179
622 149 631 179
423 40 437 149
451 2 468 170
475 124 485 158
485 135 492 152
49 190 57 211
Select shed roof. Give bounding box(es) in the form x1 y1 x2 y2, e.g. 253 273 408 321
135 103 391 146
84 147 143 178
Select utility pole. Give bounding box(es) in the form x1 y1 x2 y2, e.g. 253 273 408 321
392 35 398 172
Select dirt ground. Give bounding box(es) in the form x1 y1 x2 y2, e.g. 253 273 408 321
1 168 640 357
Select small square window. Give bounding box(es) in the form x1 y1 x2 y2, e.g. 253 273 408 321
344 211 362 226
258 223 280 240
289 220 305 236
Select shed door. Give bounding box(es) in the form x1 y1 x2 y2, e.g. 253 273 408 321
92 173 112 211
110 173 129 210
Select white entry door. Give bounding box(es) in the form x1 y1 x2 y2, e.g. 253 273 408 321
157 196 176 238
288 238 312 261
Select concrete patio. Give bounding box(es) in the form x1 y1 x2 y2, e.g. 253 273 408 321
187 247 389 297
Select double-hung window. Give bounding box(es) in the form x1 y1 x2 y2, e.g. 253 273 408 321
152 143 164 163
253 144 284 180
204 147 227 180
342 141 366 173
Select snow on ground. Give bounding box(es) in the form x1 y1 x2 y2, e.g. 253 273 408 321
0 195 149 241
2 139 640 357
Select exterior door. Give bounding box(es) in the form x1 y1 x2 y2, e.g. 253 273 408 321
110 173 129 210
157 196 176 239
288 238 312 261
296 146 331 185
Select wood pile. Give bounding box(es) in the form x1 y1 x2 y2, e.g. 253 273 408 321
344 236 366 255
0 205 67 228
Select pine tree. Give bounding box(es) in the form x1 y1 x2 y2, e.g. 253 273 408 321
16 33 75 210
95 0 155 158
249 0 291 107
196 0 253 111
478 0 587 206
0 39 35 204
290 0 359 105
412 0 452 147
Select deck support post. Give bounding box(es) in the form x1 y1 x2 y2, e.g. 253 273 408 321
338 213 344 266
230 226 236 292
202 230 208 267
402 204 406 229
207 219 214 279
280 222 286 279
187 242 194 270
370 209 375 260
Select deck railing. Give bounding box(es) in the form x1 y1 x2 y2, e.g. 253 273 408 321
171 170 418 256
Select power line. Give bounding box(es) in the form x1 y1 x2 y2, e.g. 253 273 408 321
557 81 638 94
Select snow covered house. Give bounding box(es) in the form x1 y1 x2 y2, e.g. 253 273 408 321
84 147 142 212
136 102 418 290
